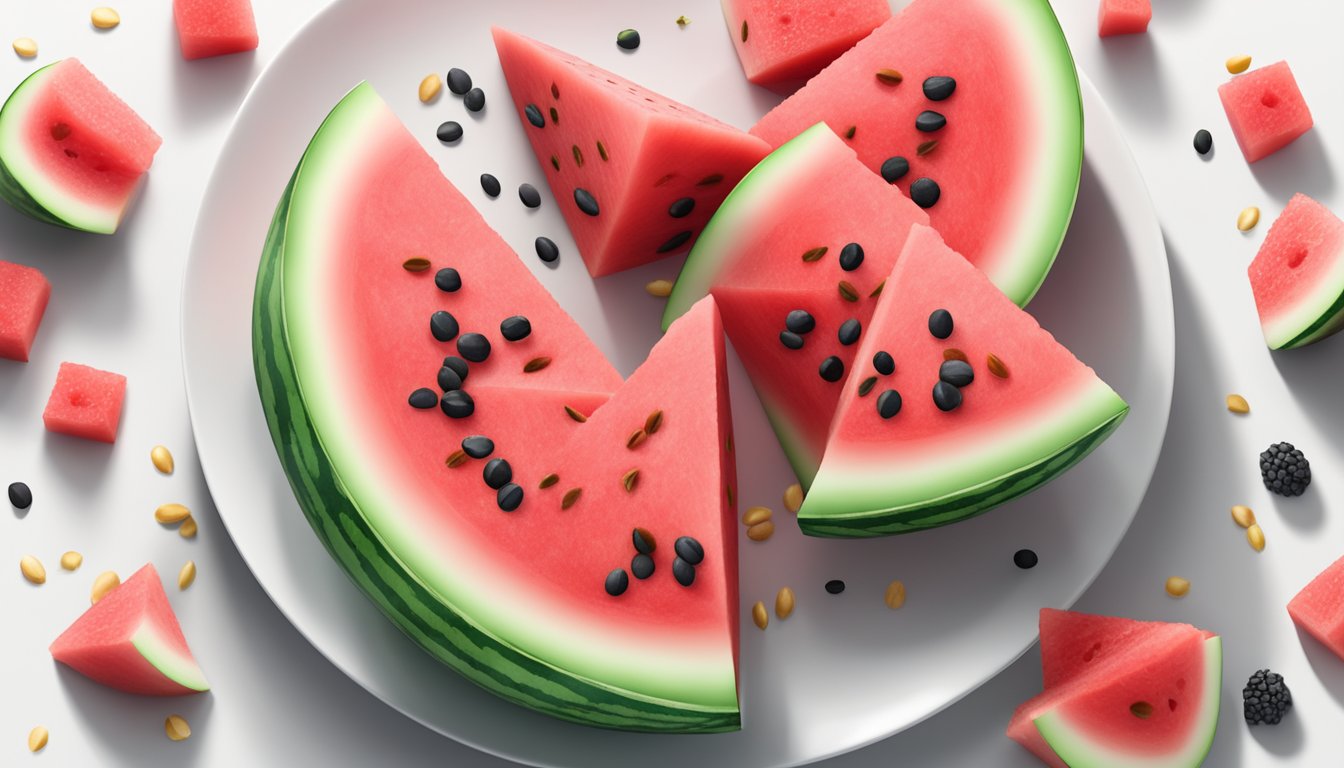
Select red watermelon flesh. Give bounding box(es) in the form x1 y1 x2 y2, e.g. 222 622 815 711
1097 0 1152 38
722 0 891 92
49 564 208 696
492 27 771 277
1247 193 1344 350
0 260 51 362
173 0 259 61
1218 61 1314 164
42 361 126 443
1039 608 1216 692
1288 554 1344 661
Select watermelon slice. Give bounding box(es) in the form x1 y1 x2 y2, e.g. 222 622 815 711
42 362 127 443
1218 61 1314 164
49 564 209 696
1248 193 1344 350
0 260 51 362
800 225 1128 536
0 59 162 234
492 27 770 277
721 0 892 92
1288 554 1344 661
173 0 259 60
750 0 1082 307
1097 0 1152 38
253 82 740 731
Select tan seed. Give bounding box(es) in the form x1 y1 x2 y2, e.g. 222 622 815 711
645 279 673 297
916 139 938 157
1165 576 1190 598
151 444 175 474
401 257 431 272
621 468 640 493
178 560 197 590
751 601 768 630
539 473 559 489
155 503 192 524
884 579 907 609
1237 206 1260 232
801 246 828 263
91 7 121 29
644 409 664 435
28 726 48 752
742 506 772 526
564 405 588 423
1247 524 1266 552
986 353 1010 379
838 281 859 303
876 68 903 85
61 551 83 571
13 37 38 58
1226 54 1252 74
1226 394 1250 414
943 348 967 362
445 449 469 468
1231 504 1256 528
91 570 120 603
418 74 442 103
868 279 886 298
775 587 795 619
676 15 691 27
626 429 647 450
561 487 582 510
783 483 803 514
179 516 198 539
20 555 46 585
746 521 775 542
164 714 191 742
523 356 552 373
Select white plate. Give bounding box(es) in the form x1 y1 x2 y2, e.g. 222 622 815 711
181 1 1173 766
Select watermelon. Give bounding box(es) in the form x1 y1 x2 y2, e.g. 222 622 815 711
665 124 928 487
1288 554 1344 661
49 564 209 696
1218 61 1313 164
0 59 161 234
1248 193 1344 350
492 27 771 277
1097 0 1152 38
721 0 891 92
800 225 1128 536
0 260 51 362
43 362 126 443
750 0 1082 307
253 82 740 731
173 0 259 60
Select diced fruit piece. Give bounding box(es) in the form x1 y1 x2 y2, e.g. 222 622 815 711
42 362 126 443
799 226 1127 536
722 0 891 92
1248 193 1344 350
0 59 161 233
0 260 51 362
666 125 928 487
750 0 1082 307
1288 554 1344 661
49 564 209 696
173 0 259 60
1097 0 1151 38
1218 61 1313 163
492 27 770 277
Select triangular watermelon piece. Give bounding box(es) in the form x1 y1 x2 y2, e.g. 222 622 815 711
799 225 1128 536
49 564 208 696
1039 608 1217 691
1288 554 1344 661
492 27 770 277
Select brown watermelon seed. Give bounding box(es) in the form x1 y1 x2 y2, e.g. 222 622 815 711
986 353 1010 379
727 483 736 507
869 279 885 298
622 468 640 492
726 434 734 453
746 521 774 542
696 173 724 187
741 20 748 42
845 125 857 140
561 487 582 510
943 348 968 362
523 356 552 373
550 82 560 99
539 473 559 489
752 601 767 630
884 580 907 609
801 246 827 262
1130 701 1154 719
775 587 795 619
838 281 859 302
783 483 803 514
627 429 647 450
564 405 588 423
550 155 560 171
876 68 903 85
549 106 559 125
858 376 878 397
572 145 584 167
644 409 664 435
402 257 431 272
916 139 939 157
597 141 609 161
446 450 469 468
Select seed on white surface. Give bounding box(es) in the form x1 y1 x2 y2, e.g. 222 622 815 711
60 551 83 571
752 601 768 630
783 483 803 514
178 560 196 590
884 580 907 610
1231 504 1256 529
90 7 121 29
746 521 775 542
775 587 795 619
1247 524 1266 552
28 725 48 752
155 503 191 524
418 74 442 103
1226 394 1250 414
20 555 46 585
164 714 191 742
151 445 175 474
12 37 38 58
1237 206 1261 232
179 516 198 539
1226 54 1252 74
742 506 772 526
1165 576 1190 598
644 279 673 297
91 570 120 603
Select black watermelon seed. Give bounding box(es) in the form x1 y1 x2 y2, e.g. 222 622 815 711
779 331 804 350
550 106 560 124
910 178 941 209
457 333 491 363
443 356 470 383
631 553 655 579
606 568 630 596
519 183 542 208
616 28 641 50
574 188 600 216
928 308 954 339
8 481 33 509
877 389 903 419
675 536 705 565
430 311 460 342
1014 549 1039 570
535 236 559 263
550 155 560 171
923 76 957 101
500 315 532 342
497 482 524 512
437 365 463 392
436 121 463 143
785 309 815 335
440 390 475 419
940 359 974 387
464 87 486 112
461 435 495 459
873 351 895 376
632 528 656 554
657 231 693 253
480 173 501 197
668 197 695 218
446 67 472 95
880 156 910 184
933 381 963 412
524 103 545 128
434 267 462 293
672 557 696 587
825 579 846 595
838 318 862 346
1194 129 1213 156
915 110 947 132
483 458 512 489
409 388 438 409
819 356 845 382
839 242 864 271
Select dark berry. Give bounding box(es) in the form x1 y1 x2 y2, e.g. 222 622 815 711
1243 669 1292 725
1260 442 1311 496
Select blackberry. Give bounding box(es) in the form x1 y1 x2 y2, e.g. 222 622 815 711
1260 442 1311 496
1243 669 1292 725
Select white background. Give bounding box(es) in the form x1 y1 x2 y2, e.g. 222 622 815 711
2 1 1342 766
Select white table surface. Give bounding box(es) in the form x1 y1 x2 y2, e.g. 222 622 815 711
2 1 1342 765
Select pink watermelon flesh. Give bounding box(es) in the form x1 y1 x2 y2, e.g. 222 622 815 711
173 0 259 60
0 260 51 362
1219 61 1313 163
1038 608 1216 692
722 0 891 92
1248 193 1344 350
50 564 208 696
492 27 771 277
1097 0 1151 37
1288 554 1344 661
43 361 126 443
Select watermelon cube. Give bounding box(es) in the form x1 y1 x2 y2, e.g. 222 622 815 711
1288 554 1344 661
1248 194 1344 350
1219 61 1313 163
722 0 892 91
173 0 259 61
0 260 51 362
1097 0 1151 38
42 362 126 443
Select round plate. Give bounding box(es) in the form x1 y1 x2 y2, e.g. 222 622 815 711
181 1 1173 765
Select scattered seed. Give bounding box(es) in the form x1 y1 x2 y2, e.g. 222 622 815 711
8 481 32 509
440 390 475 419
1165 576 1190 598
519 183 542 208
1237 206 1260 232
564 405 588 423
436 121 464 143
742 506 772 526
457 333 491 363
1193 129 1213 156
617 29 641 50
928 308 954 339
877 389 903 419
838 281 859 302
943 348 967 363
430 310 460 342
1231 505 1256 528
149 444 176 474
839 242 864 271
20 555 45 584
91 7 121 29
825 579 846 595
940 359 975 387
910 178 941 208
408 388 438 409
838 318 861 345
675 536 705 565
446 67 472 95
179 516 198 539
747 521 774 541
28 725 48 752
783 483 803 514
464 88 486 112
461 435 495 460
574 188 600 216
884 580 907 609
418 74 442 103
597 141 609 161
60 551 82 571
776 587 795 619
523 356 551 373
819 356 845 382
445 449 469 468
178 560 196 590
1226 394 1250 414
801 246 828 263
752 601 769 630
858 376 878 397
156 503 192 525
1226 54 1252 74
645 279 673 297
696 173 724 187
551 82 560 99
876 68 903 85
644 410 664 435
627 429 648 450
676 15 691 27
562 487 582 510
524 104 545 128
1013 549 1038 569
873 351 896 375
622 468 640 493
480 174 501 197
535 236 560 263
497 483 524 512
539 473 560 489
91 570 120 603
673 557 696 586
483 459 512 490
741 20 748 42
915 110 946 132
567 144 584 168
631 553 655 579
986 353 1010 379
1247 524 1266 552
13 37 38 58
880 156 910 184
923 75 956 101
916 139 939 157
844 125 857 140
164 714 191 742
550 106 560 124
633 527 657 554
868 279 886 298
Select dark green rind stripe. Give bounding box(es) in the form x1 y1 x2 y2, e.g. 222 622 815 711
252 131 737 732
799 409 1127 538
1280 288 1344 349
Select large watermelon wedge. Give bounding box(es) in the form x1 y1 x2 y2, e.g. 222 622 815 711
253 82 739 731
1248 193 1344 350
750 0 1082 307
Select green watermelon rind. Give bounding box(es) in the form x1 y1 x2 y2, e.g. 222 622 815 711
252 84 738 733
1267 283 1344 350
1033 637 1222 768
130 625 211 693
